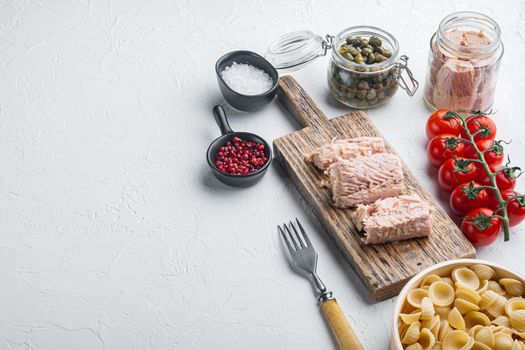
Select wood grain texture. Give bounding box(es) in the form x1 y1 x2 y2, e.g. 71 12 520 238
274 75 476 301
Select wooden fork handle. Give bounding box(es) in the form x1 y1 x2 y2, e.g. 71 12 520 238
320 298 364 350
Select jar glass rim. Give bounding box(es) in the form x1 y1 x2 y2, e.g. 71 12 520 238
332 25 400 70
437 11 502 56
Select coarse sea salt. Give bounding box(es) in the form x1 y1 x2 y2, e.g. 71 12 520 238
221 62 273 95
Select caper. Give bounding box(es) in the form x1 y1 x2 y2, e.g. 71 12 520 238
353 36 362 45
345 36 353 45
348 47 360 56
357 80 369 90
375 54 387 62
356 90 367 100
360 39 369 48
362 47 373 55
367 53 376 64
366 89 377 100
354 54 364 63
369 36 382 47
374 46 384 55
343 52 354 61
383 48 392 58
338 45 349 54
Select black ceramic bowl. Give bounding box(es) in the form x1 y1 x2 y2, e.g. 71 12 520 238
215 50 279 112
206 105 272 187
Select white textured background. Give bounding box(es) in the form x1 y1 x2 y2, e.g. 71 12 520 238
1 0 524 349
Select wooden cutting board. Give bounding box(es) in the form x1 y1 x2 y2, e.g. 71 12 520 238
273 75 476 301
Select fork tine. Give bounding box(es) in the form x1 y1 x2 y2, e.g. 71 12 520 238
295 218 312 248
283 223 301 250
289 221 306 248
278 225 295 252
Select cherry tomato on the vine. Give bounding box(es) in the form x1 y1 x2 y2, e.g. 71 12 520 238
478 163 518 193
426 110 461 140
450 181 490 216
461 207 502 246
501 191 525 227
464 139 504 166
461 113 497 141
438 157 479 192
427 134 466 168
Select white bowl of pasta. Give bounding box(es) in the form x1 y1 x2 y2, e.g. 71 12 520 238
391 259 525 350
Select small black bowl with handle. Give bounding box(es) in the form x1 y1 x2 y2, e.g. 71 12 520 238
215 50 279 112
206 105 272 187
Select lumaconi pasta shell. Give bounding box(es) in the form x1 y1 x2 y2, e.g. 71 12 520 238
494 332 514 349
471 264 496 281
487 295 507 318
442 330 473 350
464 311 491 329
421 274 443 288
438 320 453 341
456 287 482 305
420 327 436 350
421 297 436 321
505 298 525 316
405 343 424 350
455 298 480 315
511 339 525 350
401 311 423 325
471 341 492 350
423 316 441 339
500 278 525 297
479 290 500 309
402 322 421 345
436 307 452 321
429 282 456 307
448 307 466 331
474 326 495 347
477 280 489 294
442 277 455 288
491 325 514 335
492 315 511 327
488 280 508 296
408 288 430 308
468 324 484 337
452 268 480 291
510 310 525 332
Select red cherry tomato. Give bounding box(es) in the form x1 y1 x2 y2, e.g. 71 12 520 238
438 157 479 192
478 163 517 193
461 208 502 246
501 191 525 227
450 181 490 216
427 134 466 168
426 110 461 140
464 139 504 165
460 113 497 141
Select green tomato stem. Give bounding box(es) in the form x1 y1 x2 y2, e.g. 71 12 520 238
456 114 510 241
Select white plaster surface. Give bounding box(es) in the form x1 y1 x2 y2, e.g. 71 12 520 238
1 0 525 349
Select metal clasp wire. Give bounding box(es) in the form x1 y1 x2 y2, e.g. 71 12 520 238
395 55 419 96
322 34 335 55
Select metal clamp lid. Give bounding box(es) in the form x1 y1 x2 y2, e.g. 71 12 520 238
266 30 334 72
395 55 419 96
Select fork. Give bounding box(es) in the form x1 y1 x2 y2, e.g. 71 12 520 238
278 219 364 350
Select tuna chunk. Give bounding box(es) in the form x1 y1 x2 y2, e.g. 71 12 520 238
308 137 385 170
353 194 433 245
326 153 405 208
431 59 483 112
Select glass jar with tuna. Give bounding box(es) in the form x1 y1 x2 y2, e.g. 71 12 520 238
266 26 418 110
423 12 504 113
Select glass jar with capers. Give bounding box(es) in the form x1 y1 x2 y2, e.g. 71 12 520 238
328 26 418 109
266 27 418 109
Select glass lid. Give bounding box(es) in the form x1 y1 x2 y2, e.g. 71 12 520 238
265 30 332 71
